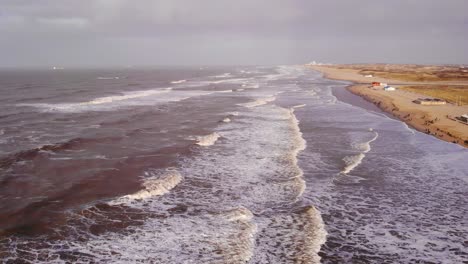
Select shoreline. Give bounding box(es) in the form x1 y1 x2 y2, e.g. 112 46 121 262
309 65 468 148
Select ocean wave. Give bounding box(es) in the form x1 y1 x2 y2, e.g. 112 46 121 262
0 137 117 169
84 88 172 105
17 88 173 112
195 132 220 146
253 206 327 263
354 131 379 153
292 104 307 109
219 207 257 262
170 79 186 84
238 96 276 108
214 73 231 78
216 90 233 93
293 206 328 263
110 169 182 205
50 207 257 263
342 153 366 174
341 131 379 174
210 78 247 84
241 83 260 89
288 107 307 199
222 117 231 123
97 77 120 80
402 122 416 135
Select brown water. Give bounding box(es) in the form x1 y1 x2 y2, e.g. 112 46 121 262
0 66 467 263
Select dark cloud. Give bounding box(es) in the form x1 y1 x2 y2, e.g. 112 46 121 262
0 0 467 67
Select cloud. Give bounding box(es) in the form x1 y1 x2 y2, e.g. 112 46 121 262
0 0 467 67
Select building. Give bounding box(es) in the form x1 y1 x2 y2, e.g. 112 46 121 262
372 82 387 87
460 114 468 123
383 86 396 91
412 98 447 105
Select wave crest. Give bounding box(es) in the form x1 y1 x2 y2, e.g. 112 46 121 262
238 96 276 108
111 170 182 204
196 132 221 146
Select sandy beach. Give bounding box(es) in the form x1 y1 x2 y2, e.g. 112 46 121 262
309 64 468 147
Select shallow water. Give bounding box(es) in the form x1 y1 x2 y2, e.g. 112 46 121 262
0 66 466 263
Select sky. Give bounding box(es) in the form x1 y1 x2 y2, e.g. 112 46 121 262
0 0 467 68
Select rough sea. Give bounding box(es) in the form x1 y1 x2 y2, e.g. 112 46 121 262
0 66 467 263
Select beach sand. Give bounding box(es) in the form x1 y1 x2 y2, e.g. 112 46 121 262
309 65 468 147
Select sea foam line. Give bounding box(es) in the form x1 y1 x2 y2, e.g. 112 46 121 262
288 107 307 199
17 88 173 111
220 207 257 263
297 206 328 263
238 96 276 108
109 169 182 205
171 79 186 84
341 130 379 174
97 77 120 80
195 132 221 147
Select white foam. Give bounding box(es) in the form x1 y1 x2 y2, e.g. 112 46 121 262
342 131 379 174
222 117 231 123
214 72 231 78
110 170 182 204
210 78 247 84
170 79 186 84
83 88 172 105
293 104 306 109
216 90 233 93
195 132 220 146
222 206 254 222
299 206 328 263
252 206 327 263
354 131 379 153
288 107 308 199
241 83 259 89
17 88 218 113
56 208 257 263
402 122 416 135
97 76 119 80
342 153 366 174
238 96 276 108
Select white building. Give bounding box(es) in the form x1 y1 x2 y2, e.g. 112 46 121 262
384 86 396 91
460 114 468 123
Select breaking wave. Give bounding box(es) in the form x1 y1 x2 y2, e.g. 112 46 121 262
238 96 276 108
85 88 172 105
97 77 120 80
170 79 186 84
253 206 327 263
17 88 173 112
195 132 221 146
288 107 307 199
341 130 379 174
110 169 182 205
214 73 231 78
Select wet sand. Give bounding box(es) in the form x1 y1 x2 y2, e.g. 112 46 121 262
309 65 468 148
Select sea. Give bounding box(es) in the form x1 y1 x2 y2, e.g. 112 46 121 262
0 66 467 263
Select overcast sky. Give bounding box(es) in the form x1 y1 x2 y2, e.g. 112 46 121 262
0 0 467 68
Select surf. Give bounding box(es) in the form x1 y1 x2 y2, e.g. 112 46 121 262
341 130 379 174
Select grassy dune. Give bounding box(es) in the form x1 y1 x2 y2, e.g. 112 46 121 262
399 85 468 105
332 64 468 82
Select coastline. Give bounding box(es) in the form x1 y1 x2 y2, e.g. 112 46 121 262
309 65 468 148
